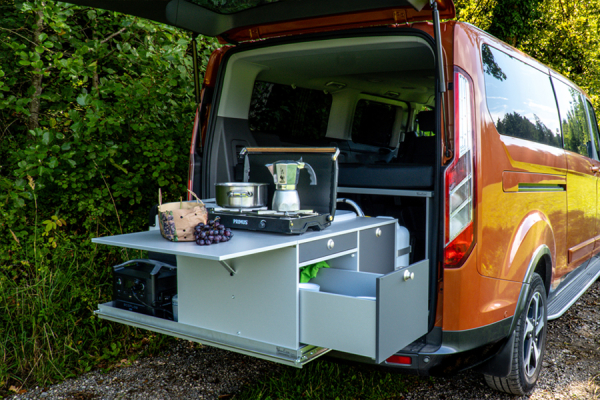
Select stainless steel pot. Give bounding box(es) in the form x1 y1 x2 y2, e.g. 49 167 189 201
215 182 268 208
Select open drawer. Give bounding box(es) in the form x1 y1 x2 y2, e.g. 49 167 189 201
300 260 429 363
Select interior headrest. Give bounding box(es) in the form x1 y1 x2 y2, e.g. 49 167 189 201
417 111 435 133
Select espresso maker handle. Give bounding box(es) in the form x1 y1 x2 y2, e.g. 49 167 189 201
302 162 317 185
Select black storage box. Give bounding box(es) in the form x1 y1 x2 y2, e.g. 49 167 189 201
113 259 176 320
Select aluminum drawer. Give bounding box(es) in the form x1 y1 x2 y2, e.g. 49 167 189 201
298 232 357 263
300 260 429 363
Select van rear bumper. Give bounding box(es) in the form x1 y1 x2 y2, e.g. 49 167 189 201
328 317 513 376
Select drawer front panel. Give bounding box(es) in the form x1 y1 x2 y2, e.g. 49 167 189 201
300 290 376 358
377 259 429 362
298 232 357 263
359 223 395 274
300 260 429 362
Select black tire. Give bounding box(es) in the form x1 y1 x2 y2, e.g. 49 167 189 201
484 273 548 395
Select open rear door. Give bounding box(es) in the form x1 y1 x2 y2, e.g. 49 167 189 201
60 0 455 42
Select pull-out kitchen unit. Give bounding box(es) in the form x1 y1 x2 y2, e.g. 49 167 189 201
93 215 427 367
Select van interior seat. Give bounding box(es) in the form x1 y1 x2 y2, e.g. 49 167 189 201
417 110 435 132
411 135 436 164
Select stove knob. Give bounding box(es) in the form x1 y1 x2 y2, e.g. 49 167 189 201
259 220 266 229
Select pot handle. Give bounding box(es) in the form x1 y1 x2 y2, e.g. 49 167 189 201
228 191 253 198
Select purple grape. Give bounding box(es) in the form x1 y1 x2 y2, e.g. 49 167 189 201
208 235 215 241
224 231 231 237
216 235 222 242
204 239 212 246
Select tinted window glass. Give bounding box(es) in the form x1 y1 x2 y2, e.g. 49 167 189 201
482 45 562 147
553 79 592 157
351 100 397 147
249 81 332 144
416 109 435 137
586 100 600 160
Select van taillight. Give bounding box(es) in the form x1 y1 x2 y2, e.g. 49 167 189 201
444 71 475 268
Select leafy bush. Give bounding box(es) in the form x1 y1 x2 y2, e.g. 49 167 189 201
0 0 218 391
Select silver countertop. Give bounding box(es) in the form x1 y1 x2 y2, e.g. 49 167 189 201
92 216 394 261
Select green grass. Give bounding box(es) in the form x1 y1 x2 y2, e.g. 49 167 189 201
233 358 426 400
0 241 171 396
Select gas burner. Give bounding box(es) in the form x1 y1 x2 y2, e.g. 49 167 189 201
212 206 268 213
255 209 315 217
207 207 331 234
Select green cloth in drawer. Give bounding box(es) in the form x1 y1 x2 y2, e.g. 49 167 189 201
299 261 330 283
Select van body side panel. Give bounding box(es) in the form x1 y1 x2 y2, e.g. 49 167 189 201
563 151 598 279
502 171 566 192
442 252 522 331
443 24 566 332
482 136 567 283
454 24 567 286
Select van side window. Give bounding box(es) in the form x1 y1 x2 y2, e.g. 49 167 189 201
553 79 593 158
586 100 600 159
481 45 562 148
248 81 332 144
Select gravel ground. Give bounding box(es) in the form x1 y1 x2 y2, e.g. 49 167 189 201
8 280 600 400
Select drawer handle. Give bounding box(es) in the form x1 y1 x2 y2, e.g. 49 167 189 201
327 239 335 250
376 228 382 237
403 270 415 281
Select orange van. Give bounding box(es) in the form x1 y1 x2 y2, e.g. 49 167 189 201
75 0 600 395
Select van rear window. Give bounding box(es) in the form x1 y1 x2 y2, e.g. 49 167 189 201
351 100 396 147
482 45 562 148
248 81 332 145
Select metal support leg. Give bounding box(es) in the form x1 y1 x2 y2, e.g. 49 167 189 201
219 260 236 276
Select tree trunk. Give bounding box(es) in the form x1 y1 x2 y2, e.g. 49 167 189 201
28 9 44 133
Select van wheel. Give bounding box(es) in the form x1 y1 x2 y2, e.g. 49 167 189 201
484 273 547 395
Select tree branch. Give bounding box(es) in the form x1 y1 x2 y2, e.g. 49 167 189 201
0 26 55 54
99 26 127 45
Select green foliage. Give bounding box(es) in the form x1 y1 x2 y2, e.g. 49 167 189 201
456 0 600 109
0 0 218 391
233 359 421 400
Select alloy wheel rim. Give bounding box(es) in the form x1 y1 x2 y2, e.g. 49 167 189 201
523 291 545 377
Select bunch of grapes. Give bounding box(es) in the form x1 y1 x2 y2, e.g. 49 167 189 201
194 218 234 246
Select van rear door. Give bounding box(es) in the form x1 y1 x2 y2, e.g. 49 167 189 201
59 0 455 42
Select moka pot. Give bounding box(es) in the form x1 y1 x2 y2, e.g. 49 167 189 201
265 159 317 211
